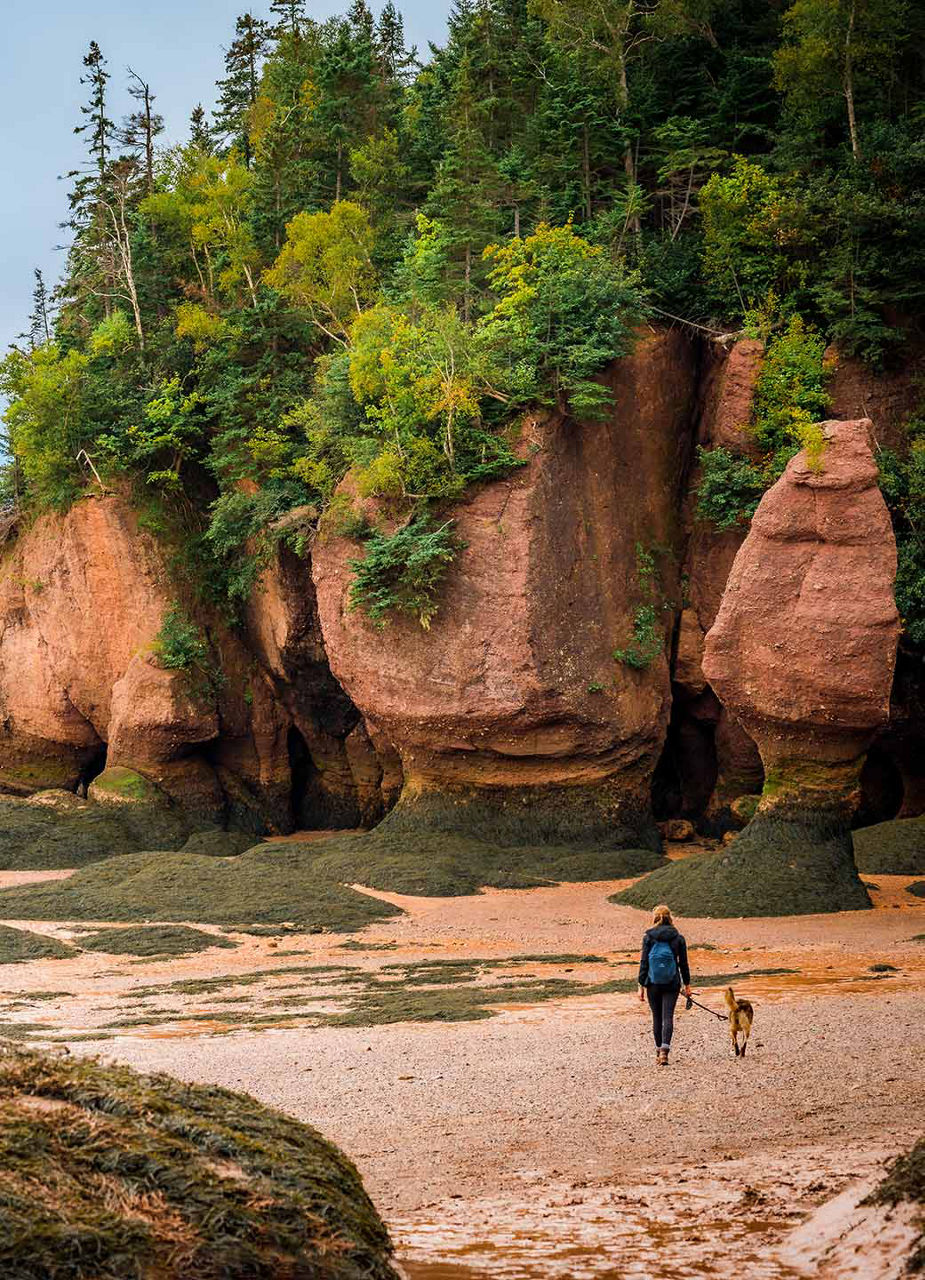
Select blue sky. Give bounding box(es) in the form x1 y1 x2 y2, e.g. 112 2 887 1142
0 1 450 358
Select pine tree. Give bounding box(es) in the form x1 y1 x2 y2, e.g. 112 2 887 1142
29 269 52 347
269 0 307 37
117 69 164 195
189 104 213 151
424 51 503 319
69 40 114 221
348 0 375 41
65 41 117 320
214 13 271 167
376 2 417 85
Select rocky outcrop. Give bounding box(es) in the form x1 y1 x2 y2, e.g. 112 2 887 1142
618 417 901 916
0 494 382 836
668 338 765 827
312 329 698 850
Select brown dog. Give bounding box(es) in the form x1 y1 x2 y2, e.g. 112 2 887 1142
724 987 754 1057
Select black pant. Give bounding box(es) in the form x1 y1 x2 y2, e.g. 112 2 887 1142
646 983 680 1049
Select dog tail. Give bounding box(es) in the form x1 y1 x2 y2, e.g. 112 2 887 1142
724 986 737 1011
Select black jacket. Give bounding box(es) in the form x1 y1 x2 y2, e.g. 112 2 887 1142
638 924 690 988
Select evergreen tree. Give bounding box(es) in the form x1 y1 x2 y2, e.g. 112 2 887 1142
28 269 52 347
424 51 503 319
269 0 308 37
214 13 272 167
64 40 117 322
118 69 164 195
376 1 417 83
189 104 213 151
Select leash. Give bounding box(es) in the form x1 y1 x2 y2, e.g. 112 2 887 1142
685 993 728 1021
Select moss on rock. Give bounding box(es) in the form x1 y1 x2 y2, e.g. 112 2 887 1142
0 1046 398 1280
88 766 164 805
615 808 871 917
853 816 925 875
304 825 663 896
0 925 75 964
380 782 662 854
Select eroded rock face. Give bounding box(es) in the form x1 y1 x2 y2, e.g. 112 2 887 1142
693 418 900 912
0 496 340 833
312 329 698 849
704 418 900 789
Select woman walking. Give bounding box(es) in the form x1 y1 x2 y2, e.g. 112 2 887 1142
638 904 691 1066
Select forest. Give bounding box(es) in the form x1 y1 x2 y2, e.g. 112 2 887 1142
2 0 925 640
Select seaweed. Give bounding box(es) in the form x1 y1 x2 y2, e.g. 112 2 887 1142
75 925 240 957
615 809 871 917
0 925 75 964
0 1046 399 1279
853 816 925 876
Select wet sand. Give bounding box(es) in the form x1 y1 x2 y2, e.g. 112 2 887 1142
1 861 923 1277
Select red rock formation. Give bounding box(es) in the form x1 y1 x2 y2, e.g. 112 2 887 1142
703 418 900 890
672 338 766 824
0 496 286 830
312 329 698 848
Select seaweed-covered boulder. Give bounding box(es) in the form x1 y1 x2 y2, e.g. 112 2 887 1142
621 419 900 916
313 331 697 855
0 1047 399 1280
854 816 925 875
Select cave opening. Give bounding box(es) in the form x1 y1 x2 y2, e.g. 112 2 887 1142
651 695 719 824
77 744 108 796
288 726 320 830
855 746 904 828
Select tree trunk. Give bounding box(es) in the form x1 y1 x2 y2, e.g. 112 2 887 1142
844 0 862 160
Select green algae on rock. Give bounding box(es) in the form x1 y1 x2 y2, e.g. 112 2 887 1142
0 1046 399 1280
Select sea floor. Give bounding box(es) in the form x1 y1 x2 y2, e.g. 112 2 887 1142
1 843 923 1277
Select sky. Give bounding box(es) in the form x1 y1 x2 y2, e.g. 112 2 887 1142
0 0 450 360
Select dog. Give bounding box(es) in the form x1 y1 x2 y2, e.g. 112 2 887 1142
724 987 754 1057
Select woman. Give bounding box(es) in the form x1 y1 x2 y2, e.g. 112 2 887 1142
637 904 691 1066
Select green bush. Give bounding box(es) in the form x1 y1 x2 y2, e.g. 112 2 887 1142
696 446 766 529
614 604 663 670
348 518 463 629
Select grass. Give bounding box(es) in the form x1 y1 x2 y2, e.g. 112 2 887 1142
0 845 403 934
75 925 240 957
853 816 925 876
0 924 75 964
615 810 871 917
0 1046 399 1279
865 1137 925 1271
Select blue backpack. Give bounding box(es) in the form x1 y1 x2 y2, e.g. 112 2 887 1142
647 938 678 985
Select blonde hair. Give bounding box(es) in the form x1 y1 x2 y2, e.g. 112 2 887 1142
652 903 673 925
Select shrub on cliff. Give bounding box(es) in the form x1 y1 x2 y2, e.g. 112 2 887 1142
0 1046 399 1280
348 518 463 629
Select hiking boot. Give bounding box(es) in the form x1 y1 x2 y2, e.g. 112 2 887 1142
657 1048 669 1066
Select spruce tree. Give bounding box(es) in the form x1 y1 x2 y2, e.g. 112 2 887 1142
65 40 116 319
189 104 213 151
269 0 307 37
118 69 164 195
29 269 52 347
213 13 271 167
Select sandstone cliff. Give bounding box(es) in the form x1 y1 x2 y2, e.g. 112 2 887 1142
311 329 697 849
